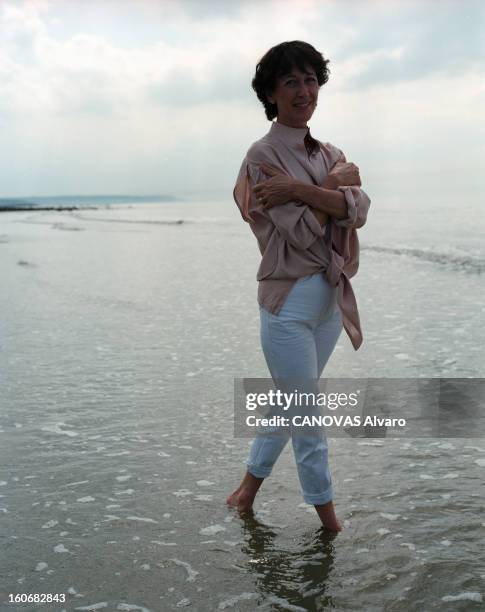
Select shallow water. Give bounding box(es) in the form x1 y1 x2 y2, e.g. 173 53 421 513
1 200 484 610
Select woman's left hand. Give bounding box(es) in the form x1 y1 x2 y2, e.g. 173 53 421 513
253 163 297 209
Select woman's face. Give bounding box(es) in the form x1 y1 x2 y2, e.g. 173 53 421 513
267 65 319 128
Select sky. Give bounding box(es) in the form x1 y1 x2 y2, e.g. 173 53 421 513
1 0 484 198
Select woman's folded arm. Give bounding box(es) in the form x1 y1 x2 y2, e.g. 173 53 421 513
247 162 325 250
290 147 371 229
291 182 371 229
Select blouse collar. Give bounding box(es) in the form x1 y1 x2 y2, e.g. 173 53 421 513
268 119 319 157
269 120 310 145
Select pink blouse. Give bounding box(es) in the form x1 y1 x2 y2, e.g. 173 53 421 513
233 120 371 350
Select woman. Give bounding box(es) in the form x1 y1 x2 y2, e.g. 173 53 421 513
227 41 370 532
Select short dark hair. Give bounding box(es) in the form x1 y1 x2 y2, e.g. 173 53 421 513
251 41 330 120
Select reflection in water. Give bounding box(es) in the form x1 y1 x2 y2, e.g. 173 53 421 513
238 512 337 610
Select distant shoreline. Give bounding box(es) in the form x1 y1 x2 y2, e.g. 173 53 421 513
0 195 182 212
0 206 97 212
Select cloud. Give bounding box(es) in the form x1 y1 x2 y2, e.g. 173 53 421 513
333 0 485 89
0 0 334 117
1 0 484 196
2 0 483 123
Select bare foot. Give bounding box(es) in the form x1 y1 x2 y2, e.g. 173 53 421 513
226 472 264 513
314 500 342 532
226 486 255 513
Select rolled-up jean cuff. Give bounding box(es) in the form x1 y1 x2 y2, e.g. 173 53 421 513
246 463 271 479
303 487 333 505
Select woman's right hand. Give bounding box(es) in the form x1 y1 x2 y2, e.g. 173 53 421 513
323 161 361 189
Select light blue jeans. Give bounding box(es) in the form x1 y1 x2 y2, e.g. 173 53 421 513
247 272 343 505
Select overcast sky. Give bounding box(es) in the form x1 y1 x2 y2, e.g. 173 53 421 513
1 0 484 198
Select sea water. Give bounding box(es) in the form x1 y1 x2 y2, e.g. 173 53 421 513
1 195 484 610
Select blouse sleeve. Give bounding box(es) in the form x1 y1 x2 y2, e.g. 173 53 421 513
247 162 325 250
332 149 371 230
